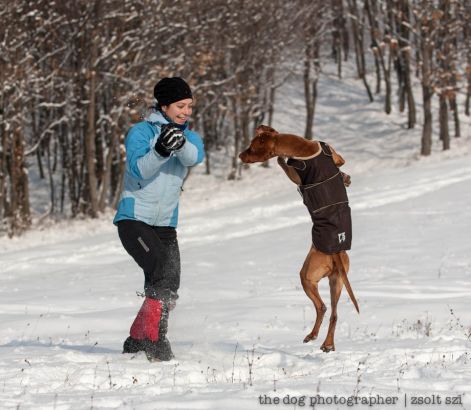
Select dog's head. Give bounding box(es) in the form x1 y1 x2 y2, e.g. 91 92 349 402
239 125 279 163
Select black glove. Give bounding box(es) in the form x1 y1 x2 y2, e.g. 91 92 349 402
155 124 186 157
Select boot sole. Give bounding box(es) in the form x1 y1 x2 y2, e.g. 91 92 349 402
123 337 174 361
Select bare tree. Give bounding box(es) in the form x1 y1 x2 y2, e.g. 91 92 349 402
2 0 470 235
0 2 32 235
395 0 417 128
303 2 331 140
331 0 349 79
465 0 471 116
412 0 439 156
347 0 374 102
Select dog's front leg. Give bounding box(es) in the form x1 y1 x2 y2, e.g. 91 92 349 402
341 172 351 187
329 145 345 167
277 157 301 185
328 145 351 187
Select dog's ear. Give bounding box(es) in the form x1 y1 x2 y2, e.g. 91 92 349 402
252 132 270 145
249 132 275 152
256 124 278 135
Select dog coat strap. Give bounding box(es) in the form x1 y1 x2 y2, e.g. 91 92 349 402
287 158 306 171
319 141 332 157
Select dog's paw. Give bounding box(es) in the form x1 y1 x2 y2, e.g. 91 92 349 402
303 334 317 343
320 343 335 353
277 156 287 166
341 172 351 187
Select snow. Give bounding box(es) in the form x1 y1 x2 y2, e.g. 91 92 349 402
1 66 471 409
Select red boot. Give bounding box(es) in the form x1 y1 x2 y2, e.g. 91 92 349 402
123 298 174 361
129 297 162 341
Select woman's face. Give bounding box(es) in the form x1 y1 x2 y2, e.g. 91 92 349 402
161 98 193 125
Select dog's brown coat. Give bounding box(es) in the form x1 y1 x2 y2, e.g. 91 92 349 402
239 125 359 352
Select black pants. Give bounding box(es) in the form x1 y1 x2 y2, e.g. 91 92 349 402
117 219 180 302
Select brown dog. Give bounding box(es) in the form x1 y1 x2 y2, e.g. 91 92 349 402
239 125 359 352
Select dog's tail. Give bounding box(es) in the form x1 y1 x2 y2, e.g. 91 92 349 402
333 252 359 314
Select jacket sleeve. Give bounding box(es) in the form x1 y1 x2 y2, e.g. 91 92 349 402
174 130 205 167
125 123 170 180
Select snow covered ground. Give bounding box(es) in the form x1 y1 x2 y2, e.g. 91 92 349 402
1 68 471 409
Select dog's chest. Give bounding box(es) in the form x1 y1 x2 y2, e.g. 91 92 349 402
287 142 337 185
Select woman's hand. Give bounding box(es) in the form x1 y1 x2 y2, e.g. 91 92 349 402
155 124 186 156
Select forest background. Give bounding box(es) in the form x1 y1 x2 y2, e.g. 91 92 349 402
1 0 470 236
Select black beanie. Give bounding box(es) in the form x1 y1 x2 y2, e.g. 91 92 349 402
154 77 193 107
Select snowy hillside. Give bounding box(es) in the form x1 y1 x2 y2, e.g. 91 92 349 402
1 70 471 410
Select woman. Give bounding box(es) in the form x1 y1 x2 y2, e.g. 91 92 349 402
114 77 205 361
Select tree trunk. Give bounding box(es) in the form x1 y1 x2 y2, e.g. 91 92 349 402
111 134 126 210
465 2 471 115
439 94 450 150
98 136 114 212
228 97 241 180
84 38 99 217
421 86 433 156
46 142 55 214
449 96 460 138
10 126 31 236
348 0 374 102
240 108 250 172
267 85 276 127
397 0 416 127
31 105 45 180
304 61 314 140
403 49 416 128
466 60 471 116
420 33 434 156
304 43 319 140
384 45 393 114
0 134 5 229
199 116 211 175
332 0 345 78
364 0 382 94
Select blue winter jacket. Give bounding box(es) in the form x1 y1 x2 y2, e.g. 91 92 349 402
113 110 205 227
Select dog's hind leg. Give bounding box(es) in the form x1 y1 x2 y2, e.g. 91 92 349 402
320 269 343 352
301 278 326 343
300 248 331 343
